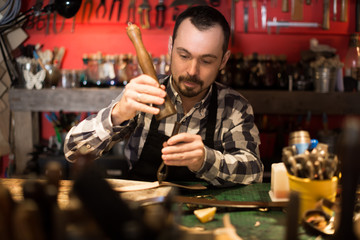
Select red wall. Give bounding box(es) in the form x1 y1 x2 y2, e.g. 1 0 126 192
22 0 356 70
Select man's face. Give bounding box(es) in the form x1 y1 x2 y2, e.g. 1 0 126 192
169 18 229 98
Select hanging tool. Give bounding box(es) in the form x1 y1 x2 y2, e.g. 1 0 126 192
109 0 122 21
25 13 46 30
53 12 65 34
261 1 267 29
81 0 93 23
323 0 330 30
45 1 55 35
252 0 258 29
71 15 76 33
340 0 347 22
291 0 303 21
44 0 59 35
267 18 319 34
282 0 289 12
24 0 45 30
244 0 249 33
138 0 151 29
156 0 166 28
127 0 136 23
333 0 337 21
96 0 107 18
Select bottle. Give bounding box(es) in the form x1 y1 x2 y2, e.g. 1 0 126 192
79 54 96 87
116 54 128 86
233 52 247 89
344 33 360 91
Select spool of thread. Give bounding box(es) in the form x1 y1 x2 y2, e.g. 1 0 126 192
289 130 311 154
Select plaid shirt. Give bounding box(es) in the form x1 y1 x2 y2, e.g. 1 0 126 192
64 76 263 186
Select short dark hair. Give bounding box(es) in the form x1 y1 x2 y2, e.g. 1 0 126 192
172 6 230 55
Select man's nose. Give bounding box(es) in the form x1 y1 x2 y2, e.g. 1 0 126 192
187 59 199 76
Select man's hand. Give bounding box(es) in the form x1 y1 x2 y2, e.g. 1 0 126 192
111 75 166 125
161 133 205 172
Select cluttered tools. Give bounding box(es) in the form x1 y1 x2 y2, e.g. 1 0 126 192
282 131 338 180
282 126 360 239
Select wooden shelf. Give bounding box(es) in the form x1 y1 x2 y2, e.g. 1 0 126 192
8 87 360 175
9 88 360 115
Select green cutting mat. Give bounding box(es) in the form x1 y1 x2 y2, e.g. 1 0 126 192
179 183 274 201
178 183 326 240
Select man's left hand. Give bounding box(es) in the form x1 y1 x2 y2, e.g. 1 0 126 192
161 133 205 172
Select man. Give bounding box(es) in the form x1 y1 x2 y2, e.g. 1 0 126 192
64 6 263 186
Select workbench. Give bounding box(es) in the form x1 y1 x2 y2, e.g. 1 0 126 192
0 178 324 240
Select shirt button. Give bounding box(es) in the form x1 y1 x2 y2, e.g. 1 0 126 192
106 129 111 133
86 144 91 149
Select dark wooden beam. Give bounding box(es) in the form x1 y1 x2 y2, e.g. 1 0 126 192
9 88 360 115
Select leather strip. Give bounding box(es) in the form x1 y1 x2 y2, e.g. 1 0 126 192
174 196 288 209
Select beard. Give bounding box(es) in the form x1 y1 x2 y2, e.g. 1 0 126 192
174 74 204 98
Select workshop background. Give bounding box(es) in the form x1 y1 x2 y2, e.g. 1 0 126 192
1 0 360 179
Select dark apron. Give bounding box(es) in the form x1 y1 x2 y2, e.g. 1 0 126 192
129 84 218 181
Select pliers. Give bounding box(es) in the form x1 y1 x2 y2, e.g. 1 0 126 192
25 14 46 30
109 0 122 21
96 0 107 18
138 0 150 29
81 0 93 23
126 0 136 23
53 12 65 34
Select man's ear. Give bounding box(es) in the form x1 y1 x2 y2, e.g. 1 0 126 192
168 36 173 55
220 50 231 70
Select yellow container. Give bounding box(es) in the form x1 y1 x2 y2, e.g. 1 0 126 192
287 174 338 220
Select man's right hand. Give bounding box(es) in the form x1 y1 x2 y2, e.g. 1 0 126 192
111 74 167 126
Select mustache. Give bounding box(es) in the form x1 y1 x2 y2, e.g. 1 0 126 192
178 75 203 86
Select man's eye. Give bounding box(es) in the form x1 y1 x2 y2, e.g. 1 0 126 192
202 60 212 64
180 55 189 59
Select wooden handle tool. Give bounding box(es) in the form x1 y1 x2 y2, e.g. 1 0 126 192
323 0 330 30
340 0 348 22
126 23 177 120
282 0 289 12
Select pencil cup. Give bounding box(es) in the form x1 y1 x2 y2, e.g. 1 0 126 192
287 174 338 221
